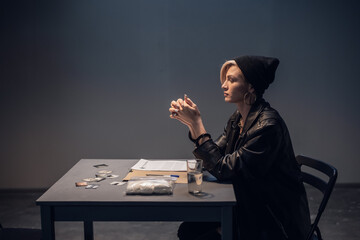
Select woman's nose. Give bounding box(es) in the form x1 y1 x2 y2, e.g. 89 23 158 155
221 82 227 90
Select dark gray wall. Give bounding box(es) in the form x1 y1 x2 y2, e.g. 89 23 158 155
1 0 359 188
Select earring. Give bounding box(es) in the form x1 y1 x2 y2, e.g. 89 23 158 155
244 92 257 105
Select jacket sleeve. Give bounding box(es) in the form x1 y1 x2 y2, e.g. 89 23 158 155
193 120 283 182
211 111 238 156
213 129 227 156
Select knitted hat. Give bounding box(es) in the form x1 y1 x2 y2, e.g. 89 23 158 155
234 55 280 96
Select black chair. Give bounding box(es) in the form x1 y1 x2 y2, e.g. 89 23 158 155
0 223 42 240
296 155 338 240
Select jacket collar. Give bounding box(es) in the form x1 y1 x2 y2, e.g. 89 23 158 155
241 98 268 134
230 110 242 130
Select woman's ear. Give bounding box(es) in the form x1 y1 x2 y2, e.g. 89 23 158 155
248 84 255 93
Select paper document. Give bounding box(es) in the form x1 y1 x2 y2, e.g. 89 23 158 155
131 159 187 171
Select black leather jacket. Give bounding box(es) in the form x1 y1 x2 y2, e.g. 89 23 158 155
193 99 311 240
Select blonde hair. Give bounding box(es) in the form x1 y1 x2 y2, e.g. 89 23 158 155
220 60 237 84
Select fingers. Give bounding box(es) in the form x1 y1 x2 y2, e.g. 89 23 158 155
170 99 184 110
169 109 179 114
169 95 196 121
184 95 194 107
176 98 184 109
171 95 194 108
169 97 185 118
169 112 192 127
169 107 179 117
170 100 179 109
169 96 196 129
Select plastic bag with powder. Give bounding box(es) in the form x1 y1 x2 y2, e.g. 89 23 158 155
125 176 175 195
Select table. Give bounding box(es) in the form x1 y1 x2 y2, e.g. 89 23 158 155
36 159 237 240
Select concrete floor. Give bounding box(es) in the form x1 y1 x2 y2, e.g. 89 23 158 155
0 186 359 240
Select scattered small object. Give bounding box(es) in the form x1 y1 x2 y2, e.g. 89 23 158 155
83 177 105 182
95 173 108 178
75 182 88 187
93 164 109 168
97 170 112 174
110 181 126 186
95 177 105 182
107 174 119 179
78 168 118 188
85 184 99 189
83 178 96 182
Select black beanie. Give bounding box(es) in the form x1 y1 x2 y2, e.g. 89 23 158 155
234 55 280 96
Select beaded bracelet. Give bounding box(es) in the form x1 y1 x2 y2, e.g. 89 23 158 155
195 133 212 147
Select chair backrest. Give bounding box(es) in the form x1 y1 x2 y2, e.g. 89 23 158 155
296 155 338 240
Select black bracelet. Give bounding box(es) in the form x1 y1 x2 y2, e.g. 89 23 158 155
195 133 211 147
188 131 196 143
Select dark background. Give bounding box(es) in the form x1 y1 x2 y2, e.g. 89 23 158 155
1 0 360 188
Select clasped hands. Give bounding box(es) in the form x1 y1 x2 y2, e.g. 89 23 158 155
169 94 209 146
169 94 201 129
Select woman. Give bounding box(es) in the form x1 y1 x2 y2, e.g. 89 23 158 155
169 56 311 240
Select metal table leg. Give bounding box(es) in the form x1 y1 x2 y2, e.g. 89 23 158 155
84 220 94 240
40 206 55 240
221 206 233 240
